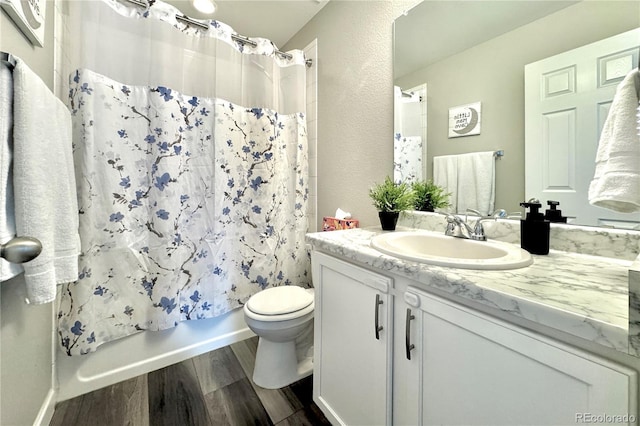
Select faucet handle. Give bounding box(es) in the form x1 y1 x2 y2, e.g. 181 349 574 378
471 221 487 241
490 209 507 219
444 214 467 238
466 208 506 219
444 220 457 236
465 208 482 221
470 209 506 241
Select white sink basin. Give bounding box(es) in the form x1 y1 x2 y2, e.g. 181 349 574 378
370 231 533 270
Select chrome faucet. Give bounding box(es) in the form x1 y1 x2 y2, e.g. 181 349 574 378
444 214 475 239
443 209 506 241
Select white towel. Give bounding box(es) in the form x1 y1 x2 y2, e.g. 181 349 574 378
0 63 23 281
433 154 458 214
433 151 495 215
457 151 495 215
588 68 640 213
12 58 80 304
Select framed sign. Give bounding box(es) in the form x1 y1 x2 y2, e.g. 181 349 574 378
1 0 46 47
448 102 481 138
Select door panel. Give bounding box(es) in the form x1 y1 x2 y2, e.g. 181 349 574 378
407 287 638 426
312 252 392 426
525 28 640 228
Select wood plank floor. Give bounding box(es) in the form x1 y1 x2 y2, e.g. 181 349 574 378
50 337 330 426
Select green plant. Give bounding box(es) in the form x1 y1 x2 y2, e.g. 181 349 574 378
369 176 415 213
412 180 451 212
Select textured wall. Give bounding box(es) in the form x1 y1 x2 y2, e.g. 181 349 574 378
0 1 55 88
285 1 396 228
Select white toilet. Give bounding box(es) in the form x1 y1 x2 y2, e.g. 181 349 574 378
243 285 314 389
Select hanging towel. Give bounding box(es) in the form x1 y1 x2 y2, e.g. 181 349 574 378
588 68 640 213
433 154 458 213
0 62 23 281
456 151 495 215
12 58 80 304
434 151 495 215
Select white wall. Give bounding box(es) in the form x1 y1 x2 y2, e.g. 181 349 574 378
305 39 319 232
0 1 55 87
0 277 56 425
0 1 58 424
285 1 400 229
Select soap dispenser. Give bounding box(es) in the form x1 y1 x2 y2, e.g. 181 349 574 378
544 200 567 223
520 199 550 255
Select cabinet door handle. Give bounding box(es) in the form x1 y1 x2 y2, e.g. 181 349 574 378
405 308 415 360
374 294 384 340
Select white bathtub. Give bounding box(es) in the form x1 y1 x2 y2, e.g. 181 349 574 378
56 308 253 401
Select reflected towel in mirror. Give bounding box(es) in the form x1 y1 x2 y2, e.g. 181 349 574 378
434 151 495 215
588 68 640 213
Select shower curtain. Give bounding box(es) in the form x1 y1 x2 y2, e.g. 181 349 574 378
58 0 309 355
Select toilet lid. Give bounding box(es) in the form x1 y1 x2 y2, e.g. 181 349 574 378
247 286 313 315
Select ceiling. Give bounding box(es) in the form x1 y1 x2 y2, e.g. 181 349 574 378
394 1 579 79
164 0 329 48
163 1 580 74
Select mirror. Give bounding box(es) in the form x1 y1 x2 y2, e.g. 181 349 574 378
393 0 640 228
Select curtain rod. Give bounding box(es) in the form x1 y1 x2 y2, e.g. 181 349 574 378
401 90 423 102
125 0 313 67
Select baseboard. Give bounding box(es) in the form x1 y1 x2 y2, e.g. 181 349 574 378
33 388 56 426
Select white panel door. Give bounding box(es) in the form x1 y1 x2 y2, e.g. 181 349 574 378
311 252 393 426
406 287 638 426
525 28 640 228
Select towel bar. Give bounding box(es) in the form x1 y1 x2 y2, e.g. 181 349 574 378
1 237 42 264
1 51 16 68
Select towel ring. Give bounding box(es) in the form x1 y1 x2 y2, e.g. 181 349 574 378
1 237 42 264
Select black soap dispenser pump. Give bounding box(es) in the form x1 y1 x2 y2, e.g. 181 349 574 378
544 200 567 223
520 199 550 255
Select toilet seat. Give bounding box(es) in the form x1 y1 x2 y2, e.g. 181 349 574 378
245 286 314 322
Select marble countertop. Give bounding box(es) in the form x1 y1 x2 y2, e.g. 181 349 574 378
306 227 633 356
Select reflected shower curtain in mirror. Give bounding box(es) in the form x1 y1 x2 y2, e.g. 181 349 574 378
58 0 309 355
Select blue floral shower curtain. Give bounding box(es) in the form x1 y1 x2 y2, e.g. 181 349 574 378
57 0 309 355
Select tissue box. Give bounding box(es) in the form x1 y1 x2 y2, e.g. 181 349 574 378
322 217 359 231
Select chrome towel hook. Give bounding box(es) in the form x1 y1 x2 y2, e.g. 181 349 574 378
1 237 42 264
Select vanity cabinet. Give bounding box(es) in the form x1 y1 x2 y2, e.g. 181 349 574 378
397 285 637 425
312 251 638 426
311 252 393 425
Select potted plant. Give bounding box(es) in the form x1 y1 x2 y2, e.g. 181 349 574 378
412 180 451 212
369 176 415 230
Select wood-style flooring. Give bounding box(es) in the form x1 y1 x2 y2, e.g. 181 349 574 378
50 337 330 426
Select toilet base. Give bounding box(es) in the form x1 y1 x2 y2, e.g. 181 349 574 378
252 338 313 389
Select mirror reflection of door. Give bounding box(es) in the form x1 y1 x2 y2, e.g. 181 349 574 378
394 84 427 184
525 28 640 229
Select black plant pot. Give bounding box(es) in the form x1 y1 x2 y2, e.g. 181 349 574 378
378 211 400 231
419 205 434 212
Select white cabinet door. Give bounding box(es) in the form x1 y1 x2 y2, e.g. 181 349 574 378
311 252 393 426
405 287 638 426
392 289 422 426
